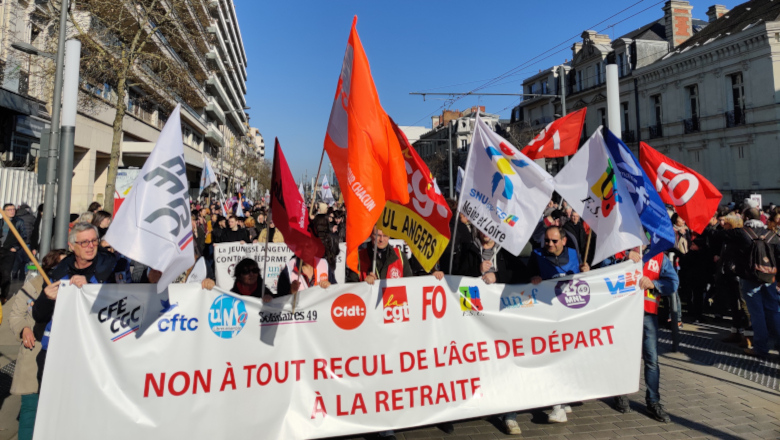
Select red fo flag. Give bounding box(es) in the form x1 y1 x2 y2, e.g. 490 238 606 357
521 108 586 160
270 139 325 266
639 142 722 234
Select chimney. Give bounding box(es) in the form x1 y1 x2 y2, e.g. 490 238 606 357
663 1 693 48
706 5 729 22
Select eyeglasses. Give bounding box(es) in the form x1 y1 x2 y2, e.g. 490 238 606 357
240 268 260 275
544 239 560 244
75 238 99 248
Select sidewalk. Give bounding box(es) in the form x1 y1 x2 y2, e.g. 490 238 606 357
0 287 776 440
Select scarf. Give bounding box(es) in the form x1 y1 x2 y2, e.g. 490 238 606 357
236 281 257 296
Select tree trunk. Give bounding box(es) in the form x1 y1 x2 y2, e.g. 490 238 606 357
103 75 128 213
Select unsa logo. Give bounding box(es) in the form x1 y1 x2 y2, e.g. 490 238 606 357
382 286 410 324
208 294 248 339
331 293 366 330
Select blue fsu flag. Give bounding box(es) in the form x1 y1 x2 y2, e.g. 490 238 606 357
603 129 674 262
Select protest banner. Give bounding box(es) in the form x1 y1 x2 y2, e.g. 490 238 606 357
35 262 643 440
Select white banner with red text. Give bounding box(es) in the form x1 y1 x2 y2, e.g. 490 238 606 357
34 262 644 440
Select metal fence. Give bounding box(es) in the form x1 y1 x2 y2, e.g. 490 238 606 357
0 167 49 209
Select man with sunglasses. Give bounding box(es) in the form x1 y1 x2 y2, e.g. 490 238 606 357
526 225 589 424
32 222 130 387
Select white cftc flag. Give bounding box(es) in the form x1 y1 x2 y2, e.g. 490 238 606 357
458 113 554 255
105 104 194 292
199 157 217 195
553 127 647 263
320 174 335 205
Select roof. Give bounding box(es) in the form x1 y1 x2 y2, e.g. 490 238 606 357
676 0 780 51
619 18 667 42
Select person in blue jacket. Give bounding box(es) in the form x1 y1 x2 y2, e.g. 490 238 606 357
528 226 590 285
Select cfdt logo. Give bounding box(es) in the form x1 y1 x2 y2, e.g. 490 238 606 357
605 270 642 296
459 286 484 315
382 286 409 324
555 280 591 309
158 299 198 332
97 295 145 342
331 294 366 330
208 294 247 339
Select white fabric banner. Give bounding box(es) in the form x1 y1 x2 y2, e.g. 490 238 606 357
321 175 335 206
199 157 217 196
35 262 643 440
459 113 554 256
554 127 647 263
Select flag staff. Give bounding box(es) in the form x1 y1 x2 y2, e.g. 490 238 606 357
448 114 480 274
0 210 51 286
309 149 326 216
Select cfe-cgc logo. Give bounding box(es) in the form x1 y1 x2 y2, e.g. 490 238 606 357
459 286 484 316
97 295 145 342
331 294 366 330
500 289 538 310
208 294 247 339
555 280 591 309
605 269 642 297
382 286 410 324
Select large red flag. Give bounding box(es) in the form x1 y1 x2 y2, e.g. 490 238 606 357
271 139 324 266
639 142 722 234
377 118 452 272
324 17 409 272
521 108 587 160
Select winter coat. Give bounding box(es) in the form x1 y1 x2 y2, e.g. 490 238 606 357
258 227 284 243
453 239 529 284
8 276 43 395
16 205 35 246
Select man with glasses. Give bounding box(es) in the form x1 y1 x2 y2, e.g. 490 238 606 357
32 222 129 387
526 226 590 424
1 203 27 304
346 227 412 284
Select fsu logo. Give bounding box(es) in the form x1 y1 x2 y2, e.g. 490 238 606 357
382 286 410 324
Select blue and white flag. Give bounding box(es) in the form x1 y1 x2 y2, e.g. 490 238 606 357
199 157 217 195
603 129 674 262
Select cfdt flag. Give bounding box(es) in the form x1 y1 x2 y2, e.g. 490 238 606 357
271 139 324 266
105 104 194 292
521 109 587 160
323 17 409 271
554 127 647 263
640 142 721 234
459 113 554 256
320 175 335 206
603 129 674 261
378 119 452 272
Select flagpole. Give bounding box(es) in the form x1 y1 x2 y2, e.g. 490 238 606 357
309 149 326 216
260 208 271 300
293 255 303 313
449 113 481 274
583 230 593 265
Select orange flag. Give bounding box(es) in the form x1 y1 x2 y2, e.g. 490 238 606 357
324 17 409 272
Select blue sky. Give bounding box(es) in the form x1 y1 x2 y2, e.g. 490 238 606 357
235 0 741 182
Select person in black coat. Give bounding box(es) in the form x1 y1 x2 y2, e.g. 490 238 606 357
217 216 250 244
452 230 529 285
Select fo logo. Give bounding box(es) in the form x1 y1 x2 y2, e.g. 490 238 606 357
98 295 145 342
555 280 591 309
208 294 248 339
382 286 409 324
331 294 366 330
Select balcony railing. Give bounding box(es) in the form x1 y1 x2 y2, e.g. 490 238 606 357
684 116 700 134
621 130 635 143
725 109 746 128
648 123 663 139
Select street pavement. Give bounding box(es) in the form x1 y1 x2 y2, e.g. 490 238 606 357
0 279 777 439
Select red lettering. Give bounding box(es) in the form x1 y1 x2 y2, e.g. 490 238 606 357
416 349 428 370
404 387 418 408
421 385 433 406
337 394 349 416
531 336 547 355
574 331 589 349
400 352 415 372
456 379 469 400
256 363 272 386
291 359 305 381
243 365 256 388
434 347 446 367
330 357 343 379
275 361 289 383
392 389 403 411
462 343 476 363
144 372 165 398
477 341 490 361
512 338 525 357
375 391 389 413
549 332 561 353
193 369 211 394
602 325 615 344
422 286 434 320
168 371 190 397
590 328 604 346
314 358 328 380
363 355 378 376
351 393 367 415
381 355 394 375
345 356 360 377
470 377 482 398
495 340 510 359
562 332 574 351
436 383 450 404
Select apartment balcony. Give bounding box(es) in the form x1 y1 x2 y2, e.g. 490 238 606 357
725 109 746 128
205 97 225 124
621 130 635 143
206 123 224 149
648 124 663 139
684 116 700 134
206 75 230 109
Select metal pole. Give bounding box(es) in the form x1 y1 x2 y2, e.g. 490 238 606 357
309 149 325 216
448 121 453 199
54 39 81 249
634 78 642 160
606 64 621 139
560 65 568 166
39 0 70 256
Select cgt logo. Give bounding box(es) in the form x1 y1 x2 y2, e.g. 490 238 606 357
331 294 366 330
208 294 247 339
98 295 145 342
382 286 410 324
605 270 642 296
459 286 484 313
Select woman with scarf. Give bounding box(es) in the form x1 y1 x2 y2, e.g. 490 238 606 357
230 259 273 302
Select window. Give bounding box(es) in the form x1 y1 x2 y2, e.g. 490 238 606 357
595 63 602 84
577 71 582 92
693 150 701 162
738 146 745 159
617 54 625 77
730 73 746 125
541 80 548 94
621 102 629 132
687 85 699 118
586 66 592 88
598 108 607 129
461 139 466 149
652 95 662 126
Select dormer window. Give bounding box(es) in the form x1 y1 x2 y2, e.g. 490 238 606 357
617 54 625 77
595 63 602 84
